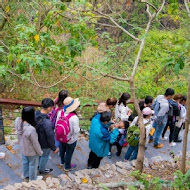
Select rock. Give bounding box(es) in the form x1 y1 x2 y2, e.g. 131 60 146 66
109 164 117 171
99 163 110 171
122 162 132 170
68 172 76 181
59 174 71 186
22 182 31 188
105 170 114 178
116 161 123 168
116 167 128 175
38 180 47 189
46 177 54 188
52 177 60 186
130 160 136 167
151 156 163 164
14 183 22 189
87 169 103 178
75 170 85 178
4 185 17 190
74 176 81 184
143 158 149 168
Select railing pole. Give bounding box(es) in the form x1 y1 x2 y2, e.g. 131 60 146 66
0 106 5 145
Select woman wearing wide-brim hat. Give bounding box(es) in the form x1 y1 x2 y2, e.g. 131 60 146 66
56 97 80 171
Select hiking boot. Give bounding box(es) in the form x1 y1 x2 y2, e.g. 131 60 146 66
162 136 168 141
148 139 153 143
153 144 164 149
169 142 176 147
107 152 112 159
39 168 53 174
64 164 77 172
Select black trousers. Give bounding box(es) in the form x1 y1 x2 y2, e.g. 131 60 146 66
109 142 122 156
162 121 176 143
88 151 103 169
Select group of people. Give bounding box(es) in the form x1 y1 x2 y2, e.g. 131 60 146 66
3 88 186 181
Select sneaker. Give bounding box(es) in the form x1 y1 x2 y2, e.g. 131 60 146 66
64 164 77 172
162 136 168 141
148 139 153 143
21 175 29 180
36 176 43 180
169 142 176 147
60 163 65 166
39 168 53 174
107 152 112 159
87 164 92 169
153 144 164 149
0 152 5 159
29 176 43 181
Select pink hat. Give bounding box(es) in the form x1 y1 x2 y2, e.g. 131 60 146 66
142 107 154 115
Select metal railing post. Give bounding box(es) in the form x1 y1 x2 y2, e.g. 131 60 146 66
0 106 5 144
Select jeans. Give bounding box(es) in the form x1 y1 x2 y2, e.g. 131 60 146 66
154 123 166 146
109 143 122 156
59 141 77 169
39 148 51 172
162 121 176 143
124 145 138 160
22 154 39 181
88 151 103 169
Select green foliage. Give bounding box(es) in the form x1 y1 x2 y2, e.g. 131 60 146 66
172 170 190 189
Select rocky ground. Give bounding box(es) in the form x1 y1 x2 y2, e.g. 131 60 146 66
1 133 190 190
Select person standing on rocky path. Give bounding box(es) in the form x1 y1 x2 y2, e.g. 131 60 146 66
115 93 132 122
88 111 119 169
151 88 175 149
56 97 80 171
15 106 43 181
35 98 59 175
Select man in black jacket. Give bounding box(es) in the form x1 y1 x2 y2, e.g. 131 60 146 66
36 98 59 174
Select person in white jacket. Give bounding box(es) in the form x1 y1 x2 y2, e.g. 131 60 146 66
174 95 187 142
56 97 80 171
115 93 132 121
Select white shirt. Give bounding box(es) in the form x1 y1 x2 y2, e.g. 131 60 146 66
56 110 80 144
115 102 130 121
130 116 153 144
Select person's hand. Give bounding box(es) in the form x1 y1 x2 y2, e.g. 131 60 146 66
127 109 132 116
53 148 59 154
112 119 116 123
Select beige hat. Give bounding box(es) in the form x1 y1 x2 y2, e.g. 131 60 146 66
97 102 110 113
63 97 80 114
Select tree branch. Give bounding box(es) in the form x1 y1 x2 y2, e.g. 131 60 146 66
140 1 159 12
95 11 141 42
85 65 130 81
156 0 166 16
184 0 190 18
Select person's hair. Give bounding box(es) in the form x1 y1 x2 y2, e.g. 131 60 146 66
123 121 129 130
118 93 131 106
165 88 175 96
100 111 112 123
180 95 187 103
42 98 54 109
145 96 153 104
22 106 36 127
143 114 149 118
106 98 117 107
173 94 182 101
56 90 69 108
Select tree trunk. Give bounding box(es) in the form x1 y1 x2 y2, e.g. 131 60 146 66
130 80 145 172
180 76 190 174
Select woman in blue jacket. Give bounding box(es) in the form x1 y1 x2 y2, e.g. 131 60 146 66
88 111 119 169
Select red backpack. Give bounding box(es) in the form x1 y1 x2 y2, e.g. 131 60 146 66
55 111 75 143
